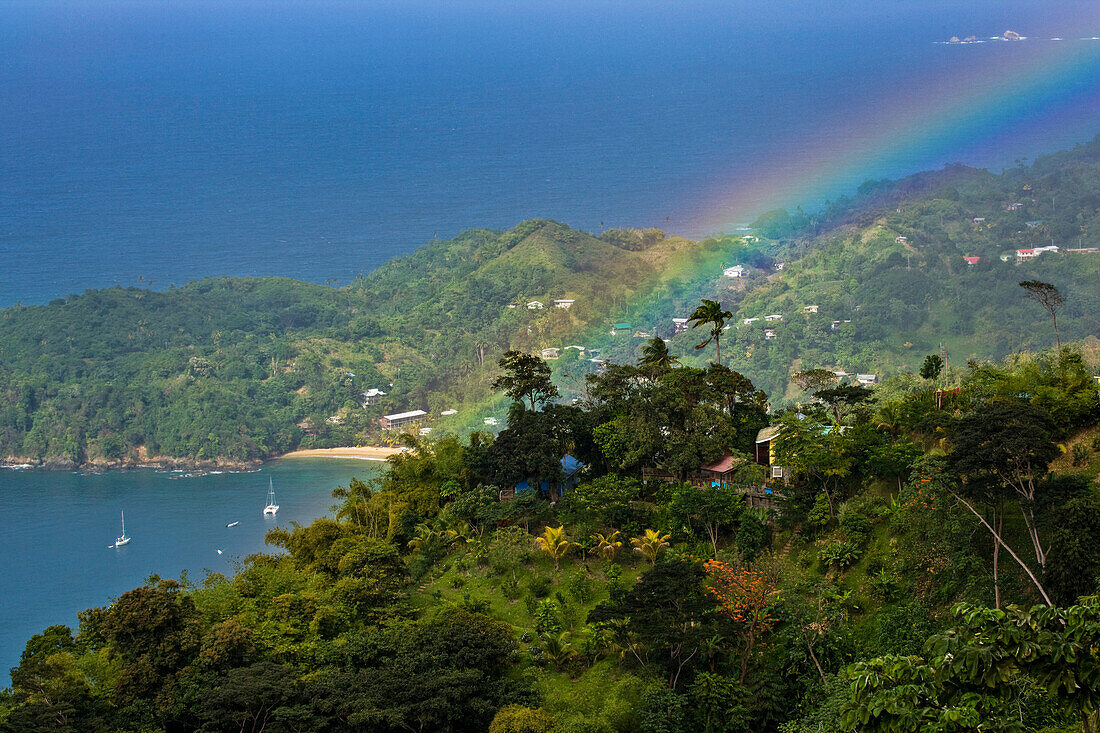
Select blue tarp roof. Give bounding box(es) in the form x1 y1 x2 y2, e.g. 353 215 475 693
515 455 583 493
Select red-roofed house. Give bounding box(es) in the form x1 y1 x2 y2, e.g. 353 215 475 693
963 256 980 265
1017 248 1039 262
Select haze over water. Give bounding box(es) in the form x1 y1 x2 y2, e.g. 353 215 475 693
2 0 1099 306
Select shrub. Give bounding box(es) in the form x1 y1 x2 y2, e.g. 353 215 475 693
839 510 872 545
489 705 554 733
534 599 562 634
568 572 596 604
528 575 552 599
819 541 862 569
1072 443 1091 467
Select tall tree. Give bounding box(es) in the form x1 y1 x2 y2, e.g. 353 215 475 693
949 401 1059 580
688 299 733 366
1019 280 1065 353
492 350 559 411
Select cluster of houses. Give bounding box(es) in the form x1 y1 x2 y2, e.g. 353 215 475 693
539 345 593 360
510 299 576 310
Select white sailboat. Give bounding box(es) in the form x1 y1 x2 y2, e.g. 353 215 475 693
115 511 131 547
263 478 279 516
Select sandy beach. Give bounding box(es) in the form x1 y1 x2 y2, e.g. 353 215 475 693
278 446 403 461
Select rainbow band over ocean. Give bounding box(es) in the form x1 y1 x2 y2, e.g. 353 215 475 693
693 13 1100 235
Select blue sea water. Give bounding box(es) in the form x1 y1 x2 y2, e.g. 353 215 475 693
0 459 379 678
2 0 1099 306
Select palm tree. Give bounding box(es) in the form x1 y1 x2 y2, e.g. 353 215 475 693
631 529 671 565
638 337 679 373
591 531 623 562
688 299 733 365
539 631 575 671
535 525 577 570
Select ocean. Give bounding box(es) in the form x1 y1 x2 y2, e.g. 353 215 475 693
2 0 1098 306
0 459 380 677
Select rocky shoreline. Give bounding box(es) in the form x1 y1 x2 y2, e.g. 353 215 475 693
0 455 263 473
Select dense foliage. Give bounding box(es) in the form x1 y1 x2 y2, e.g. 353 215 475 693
4 335 1099 731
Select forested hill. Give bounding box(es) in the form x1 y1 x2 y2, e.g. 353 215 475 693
597 137 1100 400
4 138 1100 467
0 221 735 467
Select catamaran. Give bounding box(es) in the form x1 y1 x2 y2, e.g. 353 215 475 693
263 479 279 516
115 511 131 547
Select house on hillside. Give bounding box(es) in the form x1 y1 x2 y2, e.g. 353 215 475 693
527 300 545 310
803 305 819 314
743 317 760 325
765 314 783 322
754 426 785 484
1016 248 1039 262
610 322 632 335
724 265 747 278
895 236 908 244
379 410 428 430
763 328 777 340
501 455 584 502
963 256 981 266
360 388 386 407
972 217 986 224
540 347 561 359
440 409 458 416
553 299 575 309
774 262 785 270
643 452 778 508
672 317 689 333
1026 220 1043 229
856 373 877 385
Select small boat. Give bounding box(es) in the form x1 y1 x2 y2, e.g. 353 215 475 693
216 549 223 555
263 479 279 516
226 521 240 528
115 511 131 547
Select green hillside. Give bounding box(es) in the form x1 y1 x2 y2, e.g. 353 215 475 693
594 138 1100 400
0 221 726 467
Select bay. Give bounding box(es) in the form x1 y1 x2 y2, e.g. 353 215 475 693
0 458 380 679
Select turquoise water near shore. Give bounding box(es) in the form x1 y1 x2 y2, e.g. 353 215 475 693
0 459 379 679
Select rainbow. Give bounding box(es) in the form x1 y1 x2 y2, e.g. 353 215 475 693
693 28 1100 234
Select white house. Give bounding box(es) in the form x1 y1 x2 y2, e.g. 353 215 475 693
895 236 908 244
540 347 561 359
803 305 819 314
765 314 783 322
380 410 428 430
672 317 689 333
743 317 760 325
724 265 747 278
856 374 877 385
764 328 777 340
774 262 785 270
360 388 386 406
441 409 458 417
553 299 575 309
483 417 499 426
527 301 545 310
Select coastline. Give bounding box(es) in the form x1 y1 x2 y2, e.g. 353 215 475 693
277 446 403 462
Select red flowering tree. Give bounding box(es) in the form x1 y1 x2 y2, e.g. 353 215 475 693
703 560 780 682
